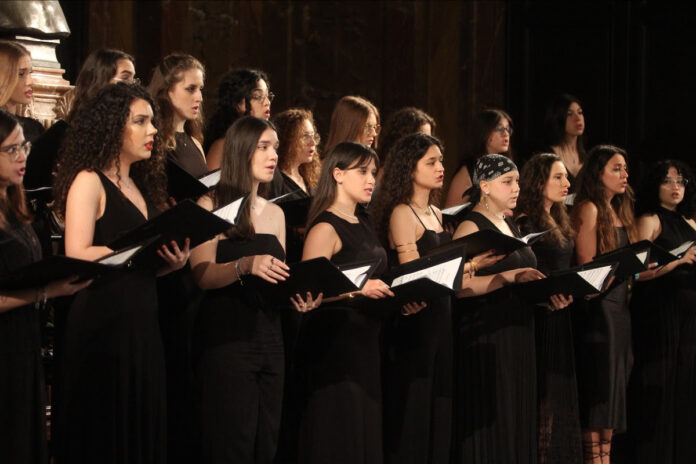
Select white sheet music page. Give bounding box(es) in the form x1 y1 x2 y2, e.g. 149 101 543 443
521 229 552 244
213 197 245 225
341 265 372 288
198 170 221 188
670 240 695 257
99 245 143 266
391 257 463 289
577 265 613 291
441 202 470 216
635 251 649 264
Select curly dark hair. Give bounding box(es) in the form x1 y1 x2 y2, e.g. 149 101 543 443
0 109 31 228
635 159 696 218
203 69 270 153
68 49 135 122
147 54 205 151
53 83 168 217
306 142 378 228
515 153 575 245
272 108 321 190
543 93 587 162
378 107 436 165
572 144 637 253
370 133 443 247
213 116 277 240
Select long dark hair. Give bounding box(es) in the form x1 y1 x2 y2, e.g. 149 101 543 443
516 152 575 244
325 95 380 153
635 159 696 218
573 144 637 253
0 110 31 228
213 116 277 239
272 108 321 190
371 133 443 247
306 142 378 228
148 53 205 151
378 107 435 165
459 108 514 172
68 49 135 121
544 93 587 162
204 69 270 153
54 83 168 217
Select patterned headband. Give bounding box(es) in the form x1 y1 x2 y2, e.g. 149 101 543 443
472 154 518 185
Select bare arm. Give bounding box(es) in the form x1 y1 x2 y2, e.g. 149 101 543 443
636 213 696 281
206 138 224 171
444 166 473 208
1 277 93 313
390 204 421 264
574 201 599 266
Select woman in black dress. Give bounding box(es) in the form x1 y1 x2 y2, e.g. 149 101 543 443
204 69 273 170
451 154 570 464
571 145 638 464
52 83 189 463
625 160 696 463
0 41 44 142
0 110 90 464
515 153 582 464
189 116 294 463
295 142 394 463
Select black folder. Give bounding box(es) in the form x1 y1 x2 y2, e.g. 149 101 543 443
108 197 245 252
255 257 381 304
271 192 312 228
385 246 467 302
0 241 152 290
625 239 695 266
166 160 220 202
441 202 472 226
512 261 619 304
425 228 553 259
591 241 651 280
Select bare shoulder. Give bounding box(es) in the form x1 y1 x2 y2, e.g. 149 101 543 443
390 203 417 223
197 193 214 211
453 219 479 238
69 170 104 195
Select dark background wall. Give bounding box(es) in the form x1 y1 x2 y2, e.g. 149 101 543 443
56 0 696 189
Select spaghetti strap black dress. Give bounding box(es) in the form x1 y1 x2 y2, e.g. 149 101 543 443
295 211 388 464
382 205 452 464
626 208 696 463
56 170 165 464
193 234 286 463
516 216 582 464
573 227 633 432
452 211 538 464
0 218 46 464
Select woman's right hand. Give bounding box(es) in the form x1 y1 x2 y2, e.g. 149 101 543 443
679 246 696 265
360 279 395 299
46 276 93 298
512 267 546 283
472 249 506 271
248 255 290 284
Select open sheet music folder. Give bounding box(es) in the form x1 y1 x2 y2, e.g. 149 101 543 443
425 227 553 259
385 246 466 302
510 261 619 304
441 202 471 225
166 160 220 202
270 191 312 228
591 241 651 280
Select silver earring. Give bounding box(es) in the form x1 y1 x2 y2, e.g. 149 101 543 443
484 192 489 211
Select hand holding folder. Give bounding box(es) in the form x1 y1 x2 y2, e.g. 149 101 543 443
425 227 554 259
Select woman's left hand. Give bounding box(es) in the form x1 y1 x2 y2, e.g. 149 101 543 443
158 238 191 271
548 293 573 310
401 301 427 316
290 292 323 312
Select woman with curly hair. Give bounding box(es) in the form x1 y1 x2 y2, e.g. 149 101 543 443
571 145 638 464
324 95 380 153
204 69 273 170
624 160 696 464
0 109 91 464
515 153 582 464
444 108 514 207
377 107 435 165
0 41 44 142
52 83 190 463
24 48 136 190
148 53 207 179
544 94 586 190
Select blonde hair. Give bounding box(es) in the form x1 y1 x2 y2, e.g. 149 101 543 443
0 41 30 108
324 95 379 153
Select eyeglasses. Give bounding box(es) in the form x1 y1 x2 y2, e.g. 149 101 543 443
364 123 381 135
112 77 141 85
0 140 32 161
662 178 688 187
493 126 513 136
250 92 275 103
301 132 321 145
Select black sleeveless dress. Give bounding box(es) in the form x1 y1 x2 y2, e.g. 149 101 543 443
56 171 165 463
194 234 286 463
295 211 388 464
0 219 46 464
516 216 582 464
625 208 696 463
573 227 633 432
382 205 452 464
452 211 538 464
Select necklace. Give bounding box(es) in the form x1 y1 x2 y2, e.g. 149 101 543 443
330 206 358 221
106 171 135 190
411 201 431 216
